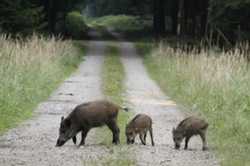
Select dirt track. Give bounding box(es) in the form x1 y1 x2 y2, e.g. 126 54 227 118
0 41 109 166
0 40 219 166
120 41 219 166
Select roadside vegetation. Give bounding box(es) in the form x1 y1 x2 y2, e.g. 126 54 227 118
0 35 85 133
87 15 150 32
86 15 152 40
137 42 250 166
91 44 135 166
65 11 88 39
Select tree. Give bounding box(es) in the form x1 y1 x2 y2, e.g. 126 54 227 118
0 0 45 35
153 0 166 36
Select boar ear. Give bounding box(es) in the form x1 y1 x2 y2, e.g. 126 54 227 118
61 116 64 122
172 127 176 133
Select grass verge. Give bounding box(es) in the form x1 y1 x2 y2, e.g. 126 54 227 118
137 42 250 166
0 35 85 133
90 44 135 166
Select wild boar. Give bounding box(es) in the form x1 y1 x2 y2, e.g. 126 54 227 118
172 116 209 151
126 114 154 146
56 100 128 147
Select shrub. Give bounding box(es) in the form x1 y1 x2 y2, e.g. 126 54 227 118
65 11 88 38
89 15 151 32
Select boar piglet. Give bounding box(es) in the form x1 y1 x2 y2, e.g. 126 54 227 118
126 114 154 146
56 100 128 147
172 116 209 151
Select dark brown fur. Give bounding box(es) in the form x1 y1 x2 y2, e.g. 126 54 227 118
126 114 154 146
172 116 209 150
56 100 128 147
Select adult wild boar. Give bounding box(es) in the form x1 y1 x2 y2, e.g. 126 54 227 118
126 114 154 146
56 100 128 147
172 116 209 151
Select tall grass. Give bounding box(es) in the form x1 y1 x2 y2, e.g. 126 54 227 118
140 42 250 166
0 35 84 133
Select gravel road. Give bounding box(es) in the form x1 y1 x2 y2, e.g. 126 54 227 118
120 41 219 166
0 40 219 166
0 41 109 166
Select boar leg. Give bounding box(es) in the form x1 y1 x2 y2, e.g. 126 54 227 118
107 120 120 144
139 133 146 145
79 128 90 146
184 136 191 150
72 136 77 144
200 132 208 151
149 127 155 146
144 132 147 144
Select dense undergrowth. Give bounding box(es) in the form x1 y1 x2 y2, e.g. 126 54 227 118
85 15 152 40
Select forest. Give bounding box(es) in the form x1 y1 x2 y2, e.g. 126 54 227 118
1 0 250 43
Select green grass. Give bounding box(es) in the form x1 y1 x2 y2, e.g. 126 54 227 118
87 15 150 32
137 42 250 166
82 146 135 166
85 15 153 41
0 35 85 133
90 44 135 166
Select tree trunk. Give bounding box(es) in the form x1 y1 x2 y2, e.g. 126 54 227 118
200 0 209 36
46 0 56 33
177 0 184 36
153 0 166 37
171 0 179 35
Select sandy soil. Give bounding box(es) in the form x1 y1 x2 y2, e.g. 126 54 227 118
120 41 219 166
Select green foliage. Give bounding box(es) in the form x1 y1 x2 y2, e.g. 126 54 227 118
87 0 152 17
65 11 88 39
0 35 85 133
0 0 46 35
138 42 250 166
89 15 152 33
209 0 250 40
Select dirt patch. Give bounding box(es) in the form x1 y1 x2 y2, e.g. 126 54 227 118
120 42 219 166
0 41 110 166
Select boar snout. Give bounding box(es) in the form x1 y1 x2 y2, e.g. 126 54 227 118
56 139 66 147
127 138 135 144
175 143 180 149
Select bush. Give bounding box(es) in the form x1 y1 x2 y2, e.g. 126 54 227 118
65 11 88 38
88 15 152 32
